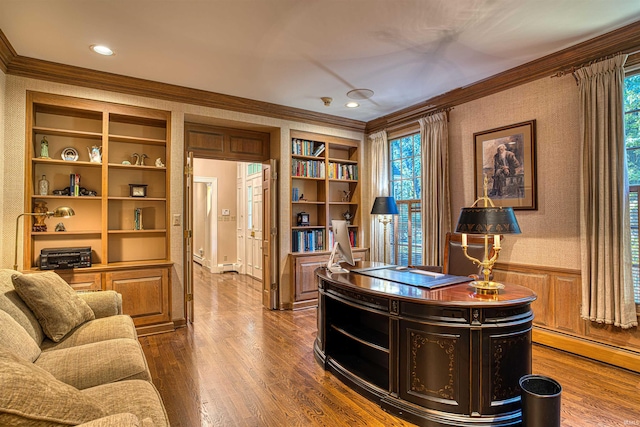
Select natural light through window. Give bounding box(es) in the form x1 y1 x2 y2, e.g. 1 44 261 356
624 72 640 304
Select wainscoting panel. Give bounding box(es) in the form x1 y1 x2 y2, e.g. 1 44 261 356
493 263 640 373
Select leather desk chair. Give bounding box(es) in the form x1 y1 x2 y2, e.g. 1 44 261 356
411 232 499 279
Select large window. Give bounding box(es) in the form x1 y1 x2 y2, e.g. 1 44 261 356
624 72 640 304
389 133 422 266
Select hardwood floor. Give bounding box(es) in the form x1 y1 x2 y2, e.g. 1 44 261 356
140 265 640 427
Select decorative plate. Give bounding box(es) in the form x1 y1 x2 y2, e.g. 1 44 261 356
61 147 79 161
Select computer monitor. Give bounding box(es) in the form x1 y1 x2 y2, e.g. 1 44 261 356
327 219 355 273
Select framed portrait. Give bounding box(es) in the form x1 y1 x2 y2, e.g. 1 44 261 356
474 120 537 210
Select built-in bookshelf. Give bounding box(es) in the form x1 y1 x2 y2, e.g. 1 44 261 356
289 130 368 309
290 130 361 253
23 92 173 335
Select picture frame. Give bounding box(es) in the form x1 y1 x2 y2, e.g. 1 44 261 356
129 184 148 198
474 120 537 210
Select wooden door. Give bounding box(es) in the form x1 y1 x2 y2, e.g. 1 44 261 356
262 160 278 309
185 152 194 323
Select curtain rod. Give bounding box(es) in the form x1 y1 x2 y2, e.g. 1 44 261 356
550 50 639 79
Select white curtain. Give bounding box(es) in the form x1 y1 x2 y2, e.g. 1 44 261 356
419 111 451 266
369 130 389 263
575 54 638 329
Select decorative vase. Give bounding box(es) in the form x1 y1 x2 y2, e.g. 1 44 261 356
38 175 49 196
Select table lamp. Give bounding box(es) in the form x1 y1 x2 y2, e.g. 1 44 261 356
455 181 520 294
14 206 75 270
371 196 398 264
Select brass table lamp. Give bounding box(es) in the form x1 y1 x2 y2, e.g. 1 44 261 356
371 196 399 264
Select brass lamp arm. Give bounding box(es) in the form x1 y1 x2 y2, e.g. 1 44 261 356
14 211 54 270
461 243 501 284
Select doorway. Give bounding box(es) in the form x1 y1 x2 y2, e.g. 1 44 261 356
192 177 217 271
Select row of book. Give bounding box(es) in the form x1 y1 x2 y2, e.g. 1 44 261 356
328 229 358 248
292 229 324 252
292 139 325 157
69 174 81 196
292 228 358 252
292 159 325 178
328 163 358 180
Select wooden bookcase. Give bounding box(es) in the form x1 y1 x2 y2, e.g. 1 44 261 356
23 92 173 335
289 130 368 308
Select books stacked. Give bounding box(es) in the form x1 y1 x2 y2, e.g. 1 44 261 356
292 139 325 157
69 174 80 196
292 188 300 202
328 163 358 180
328 229 357 248
292 229 324 252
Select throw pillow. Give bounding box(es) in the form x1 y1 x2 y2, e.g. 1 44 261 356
0 349 106 426
0 309 41 362
12 271 95 342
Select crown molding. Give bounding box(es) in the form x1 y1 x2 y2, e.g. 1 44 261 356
365 19 640 134
0 29 17 74
2 48 365 133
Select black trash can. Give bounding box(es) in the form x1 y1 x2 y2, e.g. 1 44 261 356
519 374 562 427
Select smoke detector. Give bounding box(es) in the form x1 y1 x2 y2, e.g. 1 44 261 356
321 97 333 106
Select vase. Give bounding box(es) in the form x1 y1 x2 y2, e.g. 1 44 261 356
38 175 49 196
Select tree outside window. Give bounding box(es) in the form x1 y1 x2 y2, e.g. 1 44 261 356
624 72 640 304
389 134 422 266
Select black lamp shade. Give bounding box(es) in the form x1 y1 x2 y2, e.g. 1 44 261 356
371 196 399 215
455 206 521 234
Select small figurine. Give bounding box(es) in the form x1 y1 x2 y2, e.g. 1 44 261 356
341 190 351 202
40 136 50 159
122 160 131 165
131 153 140 165
55 222 66 232
87 145 102 163
140 153 149 166
155 158 165 167
33 200 48 232
342 210 354 225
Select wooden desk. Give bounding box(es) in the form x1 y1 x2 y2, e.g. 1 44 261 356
314 265 536 427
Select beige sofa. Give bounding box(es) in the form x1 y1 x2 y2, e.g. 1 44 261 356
0 269 169 426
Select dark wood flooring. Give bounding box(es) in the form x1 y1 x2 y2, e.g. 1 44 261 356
139 265 640 426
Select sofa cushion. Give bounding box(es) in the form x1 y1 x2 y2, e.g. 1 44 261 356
0 349 106 426
76 413 145 427
35 338 151 390
41 314 138 351
12 271 95 342
0 309 41 362
0 269 45 345
78 290 123 318
82 380 168 427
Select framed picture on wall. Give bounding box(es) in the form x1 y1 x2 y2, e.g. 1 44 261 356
474 120 537 210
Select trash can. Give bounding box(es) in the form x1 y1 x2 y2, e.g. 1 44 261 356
519 374 562 427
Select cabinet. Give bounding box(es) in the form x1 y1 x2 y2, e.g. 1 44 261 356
23 92 172 334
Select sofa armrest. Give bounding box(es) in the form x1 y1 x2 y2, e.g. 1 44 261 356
77 413 154 427
77 291 123 318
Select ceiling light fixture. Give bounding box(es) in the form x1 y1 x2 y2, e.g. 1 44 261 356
90 45 114 56
346 102 359 108
347 89 374 100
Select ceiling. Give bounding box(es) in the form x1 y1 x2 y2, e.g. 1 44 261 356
2 0 640 122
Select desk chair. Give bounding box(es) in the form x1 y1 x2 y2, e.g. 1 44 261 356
411 232 499 279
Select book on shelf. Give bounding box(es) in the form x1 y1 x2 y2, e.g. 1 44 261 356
292 229 325 252
312 144 325 157
69 173 80 197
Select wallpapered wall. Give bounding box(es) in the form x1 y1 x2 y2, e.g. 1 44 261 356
449 74 581 270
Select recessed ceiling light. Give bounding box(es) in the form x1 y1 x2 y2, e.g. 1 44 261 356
345 102 359 108
90 45 114 56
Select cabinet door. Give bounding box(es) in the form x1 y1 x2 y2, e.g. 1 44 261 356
294 255 329 301
55 271 102 291
105 267 170 328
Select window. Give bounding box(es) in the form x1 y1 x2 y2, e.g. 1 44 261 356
624 72 640 304
389 133 422 266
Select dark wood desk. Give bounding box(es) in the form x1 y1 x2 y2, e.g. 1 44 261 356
314 264 536 427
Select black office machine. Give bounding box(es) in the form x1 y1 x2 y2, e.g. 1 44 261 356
40 247 92 270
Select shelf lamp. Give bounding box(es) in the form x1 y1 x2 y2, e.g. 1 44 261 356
371 196 398 264
455 179 520 294
14 206 75 270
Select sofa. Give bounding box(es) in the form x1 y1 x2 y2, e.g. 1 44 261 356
0 269 170 426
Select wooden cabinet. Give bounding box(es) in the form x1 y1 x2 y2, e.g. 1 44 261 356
23 92 172 334
315 268 536 427
290 248 368 309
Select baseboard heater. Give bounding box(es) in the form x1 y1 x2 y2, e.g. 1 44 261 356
218 263 241 274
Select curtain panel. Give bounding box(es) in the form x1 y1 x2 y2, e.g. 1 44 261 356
575 54 638 329
368 130 390 263
419 111 451 266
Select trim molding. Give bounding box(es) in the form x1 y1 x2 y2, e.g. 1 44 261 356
365 20 640 134
0 29 17 73
533 328 640 373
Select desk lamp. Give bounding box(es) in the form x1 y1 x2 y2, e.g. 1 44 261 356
455 179 520 294
371 196 398 264
14 206 75 270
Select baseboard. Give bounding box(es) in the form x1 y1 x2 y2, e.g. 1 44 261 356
533 327 640 373
173 318 187 329
136 322 175 337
